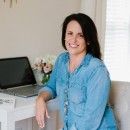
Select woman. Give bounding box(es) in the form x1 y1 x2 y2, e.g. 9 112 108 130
36 13 118 130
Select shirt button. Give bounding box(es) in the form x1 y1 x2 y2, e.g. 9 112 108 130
64 107 67 113
64 89 68 94
65 101 68 106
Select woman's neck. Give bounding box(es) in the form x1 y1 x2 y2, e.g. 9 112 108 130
69 53 86 73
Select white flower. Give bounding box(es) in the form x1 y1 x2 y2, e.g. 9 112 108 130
42 55 57 65
33 57 41 71
33 55 56 74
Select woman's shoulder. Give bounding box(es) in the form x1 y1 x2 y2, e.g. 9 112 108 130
87 56 110 77
56 52 68 61
88 55 107 71
90 57 104 66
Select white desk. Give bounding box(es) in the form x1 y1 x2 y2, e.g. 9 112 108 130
0 93 59 130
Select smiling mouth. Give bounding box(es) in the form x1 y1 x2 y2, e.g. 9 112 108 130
69 43 79 48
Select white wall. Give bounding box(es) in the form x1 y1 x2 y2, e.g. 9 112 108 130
0 0 81 64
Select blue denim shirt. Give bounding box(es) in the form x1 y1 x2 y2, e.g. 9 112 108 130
40 52 117 130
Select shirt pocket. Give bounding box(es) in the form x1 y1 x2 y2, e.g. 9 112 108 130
69 84 86 116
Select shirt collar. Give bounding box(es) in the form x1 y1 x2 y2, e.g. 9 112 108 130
81 53 92 66
64 52 92 67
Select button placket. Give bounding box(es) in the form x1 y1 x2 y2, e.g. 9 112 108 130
64 88 69 115
63 72 70 129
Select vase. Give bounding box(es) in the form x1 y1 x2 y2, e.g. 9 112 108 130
33 70 43 85
42 74 50 86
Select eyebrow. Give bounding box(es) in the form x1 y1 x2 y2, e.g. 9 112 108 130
66 30 83 34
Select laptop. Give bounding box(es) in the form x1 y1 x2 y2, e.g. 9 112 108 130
0 56 42 97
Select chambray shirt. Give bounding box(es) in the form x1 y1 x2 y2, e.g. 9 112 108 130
40 52 118 130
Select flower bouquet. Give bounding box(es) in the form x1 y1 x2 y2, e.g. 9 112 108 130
33 55 56 85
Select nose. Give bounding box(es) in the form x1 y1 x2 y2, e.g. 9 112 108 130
69 35 77 43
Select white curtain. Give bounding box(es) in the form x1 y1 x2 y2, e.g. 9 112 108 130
104 0 130 82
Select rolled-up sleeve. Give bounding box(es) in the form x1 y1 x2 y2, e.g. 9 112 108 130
77 65 111 130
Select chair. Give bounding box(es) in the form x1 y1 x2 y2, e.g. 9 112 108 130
109 81 130 130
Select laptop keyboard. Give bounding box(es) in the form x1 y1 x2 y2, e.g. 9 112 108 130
2 85 42 97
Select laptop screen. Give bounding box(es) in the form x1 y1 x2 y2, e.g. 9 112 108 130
0 57 36 89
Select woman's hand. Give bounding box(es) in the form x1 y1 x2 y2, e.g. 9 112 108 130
35 95 50 128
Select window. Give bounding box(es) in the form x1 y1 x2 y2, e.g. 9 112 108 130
104 0 130 82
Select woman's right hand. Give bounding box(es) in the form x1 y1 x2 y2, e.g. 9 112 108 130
35 95 50 128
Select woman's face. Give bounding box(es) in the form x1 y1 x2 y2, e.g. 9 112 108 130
65 20 87 56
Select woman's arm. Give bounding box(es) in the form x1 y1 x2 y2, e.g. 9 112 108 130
35 53 62 128
35 91 51 128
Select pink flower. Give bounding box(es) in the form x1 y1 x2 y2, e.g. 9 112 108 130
33 55 56 74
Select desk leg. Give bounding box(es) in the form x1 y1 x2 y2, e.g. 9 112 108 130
1 112 15 130
27 118 33 130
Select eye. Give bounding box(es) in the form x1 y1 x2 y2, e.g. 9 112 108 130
67 32 73 35
79 33 84 38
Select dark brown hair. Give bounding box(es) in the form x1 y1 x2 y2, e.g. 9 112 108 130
62 13 101 59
